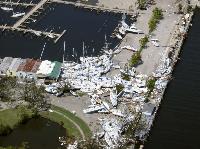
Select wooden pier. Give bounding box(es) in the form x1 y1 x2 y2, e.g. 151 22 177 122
13 0 50 28
0 25 66 43
51 0 134 15
0 1 36 7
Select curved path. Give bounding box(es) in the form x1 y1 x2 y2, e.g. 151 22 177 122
52 110 85 140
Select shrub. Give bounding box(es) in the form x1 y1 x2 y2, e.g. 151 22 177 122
178 3 183 14
139 35 149 50
122 73 131 81
186 5 193 13
137 0 147 10
116 84 124 94
146 77 156 96
0 123 12 136
152 7 163 20
129 51 142 67
148 7 163 33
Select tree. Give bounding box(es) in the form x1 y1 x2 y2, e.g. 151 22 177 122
0 77 17 102
122 73 130 81
146 77 156 97
178 3 183 14
19 82 49 111
148 7 163 33
17 106 31 124
129 52 142 67
116 84 124 94
77 138 103 149
137 0 147 10
152 7 163 20
148 18 157 33
186 5 193 13
139 35 149 50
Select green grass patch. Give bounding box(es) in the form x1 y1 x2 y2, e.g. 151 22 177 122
0 107 33 129
0 106 34 136
41 105 91 138
41 111 81 137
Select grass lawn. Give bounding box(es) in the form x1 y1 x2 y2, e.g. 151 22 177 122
0 107 33 129
41 105 92 138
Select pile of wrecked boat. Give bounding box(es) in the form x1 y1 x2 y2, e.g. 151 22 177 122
44 48 172 148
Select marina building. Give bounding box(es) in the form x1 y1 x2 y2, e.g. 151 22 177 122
0 57 13 76
0 56 61 82
7 58 23 77
47 61 62 80
16 59 38 81
36 60 61 80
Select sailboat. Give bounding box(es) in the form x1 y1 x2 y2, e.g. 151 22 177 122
72 48 75 57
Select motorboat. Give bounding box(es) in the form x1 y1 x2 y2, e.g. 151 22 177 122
126 28 143 34
1 7 13 11
33 31 42 36
151 39 159 47
116 33 122 40
11 12 25 18
121 45 138 52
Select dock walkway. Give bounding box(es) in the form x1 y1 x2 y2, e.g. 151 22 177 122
51 0 134 15
0 1 36 7
13 0 49 28
0 25 66 43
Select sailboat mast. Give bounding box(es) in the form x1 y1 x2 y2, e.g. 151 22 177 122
40 42 46 60
83 41 85 58
63 41 66 63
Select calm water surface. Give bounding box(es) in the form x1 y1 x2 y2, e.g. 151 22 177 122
0 117 66 149
145 8 200 149
0 3 124 62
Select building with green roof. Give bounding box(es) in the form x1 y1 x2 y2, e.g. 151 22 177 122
47 61 62 80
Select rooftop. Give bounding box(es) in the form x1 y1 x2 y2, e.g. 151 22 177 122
48 61 62 79
8 58 23 72
31 60 42 73
22 59 37 72
0 57 13 74
36 60 55 76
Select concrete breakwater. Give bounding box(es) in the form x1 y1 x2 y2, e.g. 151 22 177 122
144 7 200 149
143 11 194 146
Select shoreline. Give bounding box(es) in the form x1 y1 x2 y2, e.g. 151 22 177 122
0 0 198 148
142 8 195 146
